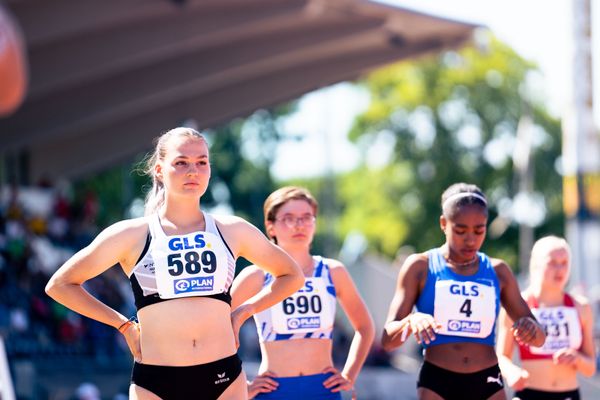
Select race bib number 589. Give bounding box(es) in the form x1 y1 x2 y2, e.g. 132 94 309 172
155 233 229 298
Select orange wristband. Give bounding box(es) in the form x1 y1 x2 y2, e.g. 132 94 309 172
117 320 135 334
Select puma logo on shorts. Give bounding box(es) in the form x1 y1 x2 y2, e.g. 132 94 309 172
486 373 503 387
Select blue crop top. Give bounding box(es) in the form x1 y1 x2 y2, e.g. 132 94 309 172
415 248 500 347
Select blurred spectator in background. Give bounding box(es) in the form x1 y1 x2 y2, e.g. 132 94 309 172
73 382 100 400
0 183 131 361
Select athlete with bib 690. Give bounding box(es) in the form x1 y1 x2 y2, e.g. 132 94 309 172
231 186 375 399
497 236 595 400
382 183 545 400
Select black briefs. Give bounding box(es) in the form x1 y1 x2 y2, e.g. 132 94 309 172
417 360 504 400
131 353 242 400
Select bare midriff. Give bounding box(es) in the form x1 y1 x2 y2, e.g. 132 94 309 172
521 359 579 391
424 342 498 373
138 297 236 366
259 338 333 376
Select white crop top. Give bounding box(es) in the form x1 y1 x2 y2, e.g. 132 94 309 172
253 256 337 342
128 212 236 310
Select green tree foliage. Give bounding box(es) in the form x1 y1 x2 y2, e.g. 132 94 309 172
204 110 283 225
343 34 563 269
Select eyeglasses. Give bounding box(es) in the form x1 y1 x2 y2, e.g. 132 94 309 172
275 214 316 228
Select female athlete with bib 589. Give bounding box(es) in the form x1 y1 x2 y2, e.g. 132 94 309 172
231 186 375 399
382 183 545 400
497 236 596 400
46 128 304 400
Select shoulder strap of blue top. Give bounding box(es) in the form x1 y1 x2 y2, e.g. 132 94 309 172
477 252 494 277
428 248 442 275
314 256 324 277
314 256 336 286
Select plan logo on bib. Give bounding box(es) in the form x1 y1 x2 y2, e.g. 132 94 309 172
287 316 321 330
173 276 214 294
447 319 481 334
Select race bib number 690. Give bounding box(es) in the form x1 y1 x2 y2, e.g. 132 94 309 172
271 278 335 334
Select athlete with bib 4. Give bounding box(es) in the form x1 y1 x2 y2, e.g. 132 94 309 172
382 183 545 400
46 128 304 400
231 186 375 399
497 236 595 400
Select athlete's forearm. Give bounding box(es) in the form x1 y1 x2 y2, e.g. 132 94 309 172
342 323 375 383
381 316 412 351
46 282 127 329
239 273 304 316
575 351 596 377
497 353 522 380
530 319 546 347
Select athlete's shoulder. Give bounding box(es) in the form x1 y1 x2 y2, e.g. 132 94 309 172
321 257 351 285
211 214 261 237
396 252 429 284
101 216 149 238
488 256 511 273
569 291 591 308
487 258 514 289
321 257 345 271
404 252 429 270
210 213 247 226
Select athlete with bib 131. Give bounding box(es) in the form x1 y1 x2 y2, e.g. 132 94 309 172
231 186 375 399
382 183 545 400
45 128 304 400
497 236 595 400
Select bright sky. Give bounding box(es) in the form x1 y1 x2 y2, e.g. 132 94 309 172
268 0 599 181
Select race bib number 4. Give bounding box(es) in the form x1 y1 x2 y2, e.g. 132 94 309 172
155 233 229 299
529 306 582 355
434 280 497 338
271 278 335 334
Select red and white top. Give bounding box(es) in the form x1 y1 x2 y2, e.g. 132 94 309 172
518 293 583 360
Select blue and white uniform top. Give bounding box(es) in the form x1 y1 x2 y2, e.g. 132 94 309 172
254 256 337 342
415 248 500 347
128 212 236 311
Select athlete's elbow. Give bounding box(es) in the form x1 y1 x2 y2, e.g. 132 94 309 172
355 321 375 348
45 276 60 300
45 275 74 301
363 318 376 343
